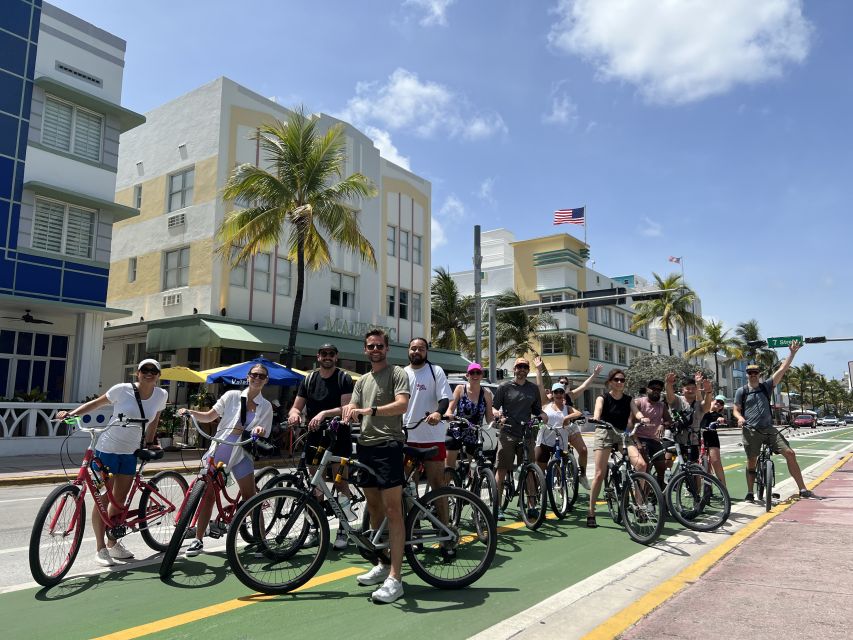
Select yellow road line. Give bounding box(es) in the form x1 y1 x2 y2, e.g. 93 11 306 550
581 452 852 640
723 463 741 471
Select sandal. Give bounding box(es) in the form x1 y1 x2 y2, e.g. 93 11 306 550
586 515 598 528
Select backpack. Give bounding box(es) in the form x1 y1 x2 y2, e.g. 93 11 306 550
306 368 351 399
738 383 771 411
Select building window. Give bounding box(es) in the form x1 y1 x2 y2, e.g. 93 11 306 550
276 256 291 296
42 95 103 162
600 308 611 327
32 198 95 259
603 342 613 362
253 253 271 292
412 292 422 322
229 246 247 288
412 234 422 265
617 346 627 365
128 257 137 283
163 247 189 290
399 289 409 320
615 312 626 331
330 272 355 308
168 167 194 212
588 307 597 323
386 225 396 257
541 334 561 355
387 286 396 317
0 329 69 402
589 338 599 360
567 334 578 355
133 185 142 208
399 230 409 261
630 348 639 363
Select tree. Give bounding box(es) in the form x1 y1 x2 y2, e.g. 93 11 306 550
791 364 819 410
685 320 744 384
430 267 474 355
630 273 703 356
491 289 558 365
735 319 771 366
217 109 377 367
625 354 714 397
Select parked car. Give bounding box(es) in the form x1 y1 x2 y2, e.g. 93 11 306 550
844 414 853 425
821 416 840 427
792 413 817 429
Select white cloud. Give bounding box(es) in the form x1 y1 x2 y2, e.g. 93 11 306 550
363 126 410 170
340 68 507 140
476 177 495 203
548 0 813 105
439 194 466 219
431 217 448 248
639 216 662 237
404 0 455 27
542 92 579 128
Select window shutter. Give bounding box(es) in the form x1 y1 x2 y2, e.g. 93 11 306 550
43 98 73 152
64 206 95 258
32 200 65 252
73 109 102 162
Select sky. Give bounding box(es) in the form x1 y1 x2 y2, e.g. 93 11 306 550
49 0 852 380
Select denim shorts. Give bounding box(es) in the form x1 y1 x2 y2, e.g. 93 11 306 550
95 450 137 476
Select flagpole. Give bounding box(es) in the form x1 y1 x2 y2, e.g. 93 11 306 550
583 203 588 249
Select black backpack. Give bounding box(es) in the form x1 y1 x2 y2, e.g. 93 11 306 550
738 383 771 411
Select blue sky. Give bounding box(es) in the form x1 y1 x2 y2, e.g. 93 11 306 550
50 0 851 380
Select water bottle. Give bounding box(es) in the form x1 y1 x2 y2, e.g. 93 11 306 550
663 466 672 486
90 459 105 491
337 496 358 522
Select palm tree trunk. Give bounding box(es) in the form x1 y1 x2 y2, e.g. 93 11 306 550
666 323 673 356
714 353 720 386
284 240 306 368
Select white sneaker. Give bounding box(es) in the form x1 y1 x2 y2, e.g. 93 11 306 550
333 529 348 550
303 530 319 548
357 563 390 586
371 576 404 603
185 539 204 557
108 540 134 560
579 474 591 490
337 496 358 522
95 547 115 567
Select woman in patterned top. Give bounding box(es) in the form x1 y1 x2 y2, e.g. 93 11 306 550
445 362 495 470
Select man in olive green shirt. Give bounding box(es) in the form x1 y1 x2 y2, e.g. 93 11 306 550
342 329 409 603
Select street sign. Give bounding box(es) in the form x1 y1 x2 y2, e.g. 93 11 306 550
766 335 803 348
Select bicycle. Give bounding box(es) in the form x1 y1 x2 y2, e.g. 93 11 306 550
29 416 188 587
590 419 666 545
545 424 581 519
498 419 548 530
752 424 793 512
159 414 275 579
648 432 731 532
442 418 499 522
225 419 497 594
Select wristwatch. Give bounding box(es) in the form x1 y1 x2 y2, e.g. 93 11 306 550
371 406 378 417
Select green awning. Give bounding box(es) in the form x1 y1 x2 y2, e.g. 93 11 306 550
34 76 146 133
24 181 140 222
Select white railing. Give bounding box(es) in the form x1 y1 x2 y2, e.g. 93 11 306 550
0 403 113 457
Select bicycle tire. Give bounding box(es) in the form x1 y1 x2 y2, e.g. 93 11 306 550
159 480 205 580
226 487 329 594
474 467 498 522
139 470 189 552
254 466 280 491
666 470 730 532
500 472 514 513
764 459 774 512
604 464 622 524
518 464 547 530
565 455 580 509
29 484 85 587
621 470 665 545
755 454 766 503
260 473 311 550
404 486 497 589
546 458 570 519
444 466 462 488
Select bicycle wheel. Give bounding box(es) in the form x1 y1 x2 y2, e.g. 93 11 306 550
444 466 462 488
518 464 547 530
474 467 498 521
29 484 85 587
667 471 730 532
621 471 665 545
604 465 622 524
755 455 766 503
159 480 205 580
764 459 774 512
404 486 497 589
254 466 280 491
546 458 570 519
500 473 514 513
226 487 329 594
564 455 580 509
139 470 189 552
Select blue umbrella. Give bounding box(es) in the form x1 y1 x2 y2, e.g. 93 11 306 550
206 357 304 387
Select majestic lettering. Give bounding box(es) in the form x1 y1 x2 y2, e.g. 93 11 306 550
323 317 397 341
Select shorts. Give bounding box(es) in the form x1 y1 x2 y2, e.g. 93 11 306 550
94 450 137 476
306 422 353 459
593 426 623 451
204 433 254 481
406 441 446 462
564 422 581 438
684 444 700 463
702 430 721 449
638 437 665 464
356 440 405 490
496 431 535 471
535 443 554 464
742 426 791 459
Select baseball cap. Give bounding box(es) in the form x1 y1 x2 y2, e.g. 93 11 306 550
137 358 161 372
317 343 338 354
514 357 530 368
551 383 565 392
714 394 727 402
467 362 483 373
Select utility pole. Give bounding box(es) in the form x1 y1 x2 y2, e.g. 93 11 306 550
474 225 482 365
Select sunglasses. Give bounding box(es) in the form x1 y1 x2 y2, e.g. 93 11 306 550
366 343 386 351
318 351 337 357
468 370 483 376
248 372 268 380
515 365 529 370
552 389 565 394
139 367 159 375
747 371 760 375
611 378 626 383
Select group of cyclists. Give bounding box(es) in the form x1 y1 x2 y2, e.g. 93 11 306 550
55 332 819 604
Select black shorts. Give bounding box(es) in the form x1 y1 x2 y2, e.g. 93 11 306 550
356 440 405 490
702 430 721 449
639 437 665 463
685 444 700 462
306 423 352 460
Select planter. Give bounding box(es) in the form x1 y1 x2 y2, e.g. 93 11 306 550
158 437 173 449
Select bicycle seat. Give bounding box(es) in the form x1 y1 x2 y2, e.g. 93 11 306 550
135 448 165 462
403 445 439 461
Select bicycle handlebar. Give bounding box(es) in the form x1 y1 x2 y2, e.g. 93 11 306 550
182 413 259 446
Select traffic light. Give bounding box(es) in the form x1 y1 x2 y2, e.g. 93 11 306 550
580 287 627 308
630 290 667 302
805 336 827 344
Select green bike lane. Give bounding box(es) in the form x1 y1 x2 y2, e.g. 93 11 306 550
3 427 852 640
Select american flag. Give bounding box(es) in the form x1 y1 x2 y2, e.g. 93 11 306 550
554 207 585 225
668 256 681 264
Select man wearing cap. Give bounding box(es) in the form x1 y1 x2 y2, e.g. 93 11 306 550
493 357 548 520
635 379 672 487
733 341 818 501
699 394 730 488
288 342 356 549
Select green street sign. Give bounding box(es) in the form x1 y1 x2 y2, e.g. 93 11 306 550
766 335 803 348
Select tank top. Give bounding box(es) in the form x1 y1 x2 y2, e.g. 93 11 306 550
601 392 632 431
456 385 486 425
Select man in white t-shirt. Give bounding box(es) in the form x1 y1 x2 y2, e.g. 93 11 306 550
403 338 452 494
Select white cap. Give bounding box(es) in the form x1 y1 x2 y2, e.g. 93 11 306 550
137 358 161 372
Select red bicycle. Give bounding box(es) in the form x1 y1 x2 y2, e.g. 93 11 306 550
159 414 274 579
28 416 188 587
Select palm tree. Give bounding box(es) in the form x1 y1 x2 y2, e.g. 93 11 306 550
430 267 474 355
492 289 558 364
735 319 771 366
217 109 377 367
630 273 703 355
792 364 819 410
685 320 744 384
